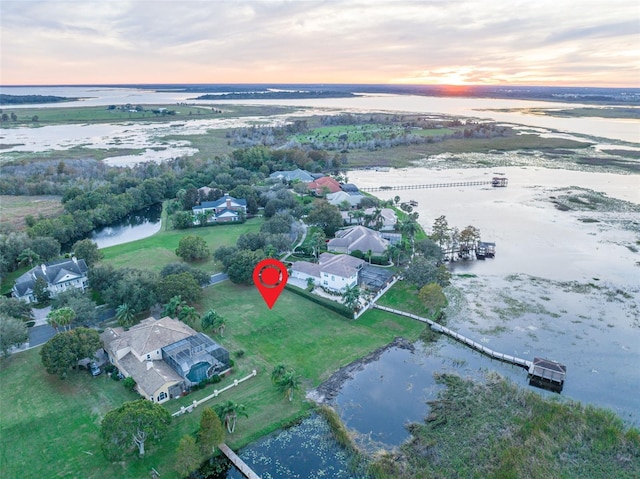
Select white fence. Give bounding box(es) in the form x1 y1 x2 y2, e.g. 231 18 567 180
172 370 258 417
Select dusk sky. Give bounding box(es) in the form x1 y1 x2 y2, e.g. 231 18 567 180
1 0 638 87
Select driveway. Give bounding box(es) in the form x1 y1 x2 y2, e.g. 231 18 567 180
208 273 229 286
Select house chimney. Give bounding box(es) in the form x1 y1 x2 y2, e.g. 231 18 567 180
226 196 232 209
41 264 47 274
147 361 153 370
72 256 78 264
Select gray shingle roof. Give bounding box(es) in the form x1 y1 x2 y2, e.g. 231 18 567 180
12 258 88 297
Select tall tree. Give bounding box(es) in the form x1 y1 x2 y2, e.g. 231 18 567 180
306 200 344 236
40 327 101 378
201 309 225 336
310 230 326 260
17 248 40 268
51 289 97 325
213 400 248 434
47 306 75 332
174 434 200 477
162 295 187 318
100 399 171 460
271 364 288 384
341 285 361 312
0 315 28 357
0 297 34 321
178 306 200 327
431 215 450 250
226 249 265 285
156 272 201 304
115 303 136 328
33 277 50 304
72 239 103 267
175 235 210 262
198 407 225 455
277 371 301 402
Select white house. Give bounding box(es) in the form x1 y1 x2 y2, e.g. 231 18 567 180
12 257 89 303
290 253 365 292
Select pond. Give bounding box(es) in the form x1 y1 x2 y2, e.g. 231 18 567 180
207 413 369 479
89 203 162 248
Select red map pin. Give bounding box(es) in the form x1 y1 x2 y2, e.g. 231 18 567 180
253 258 289 309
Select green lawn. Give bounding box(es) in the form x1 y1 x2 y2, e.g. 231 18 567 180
0 350 140 478
0 279 424 478
100 217 264 273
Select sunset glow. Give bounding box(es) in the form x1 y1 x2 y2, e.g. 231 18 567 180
1 0 638 87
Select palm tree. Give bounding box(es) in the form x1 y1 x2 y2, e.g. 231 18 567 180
115 303 136 327
277 371 301 402
178 306 200 327
201 309 225 336
386 243 402 266
342 285 361 312
163 295 187 318
400 218 419 256
213 400 248 434
311 230 326 260
271 364 288 384
17 248 40 268
47 306 75 332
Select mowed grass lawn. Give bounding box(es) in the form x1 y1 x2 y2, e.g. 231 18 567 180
100 216 264 273
1 279 424 478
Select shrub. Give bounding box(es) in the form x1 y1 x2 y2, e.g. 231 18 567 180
123 376 136 391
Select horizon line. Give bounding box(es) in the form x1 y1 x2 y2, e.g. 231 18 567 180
2 82 639 90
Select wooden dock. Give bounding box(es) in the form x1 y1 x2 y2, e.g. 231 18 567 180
361 180 493 192
218 443 261 479
374 305 532 369
375 304 566 390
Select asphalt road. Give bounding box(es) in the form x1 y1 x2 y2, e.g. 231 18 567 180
27 324 57 348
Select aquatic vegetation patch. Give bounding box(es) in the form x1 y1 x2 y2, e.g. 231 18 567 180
548 187 640 214
368 373 640 479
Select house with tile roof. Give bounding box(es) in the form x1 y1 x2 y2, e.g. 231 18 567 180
327 226 390 256
269 168 315 183
307 176 342 196
12 257 89 303
290 253 365 292
192 194 247 225
327 190 364 208
101 317 230 404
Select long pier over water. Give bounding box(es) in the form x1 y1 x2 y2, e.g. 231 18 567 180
374 305 532 370
360 180 494 192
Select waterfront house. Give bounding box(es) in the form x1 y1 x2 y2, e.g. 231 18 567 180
290 253 365 292
101 316 230 403
327 226 390 256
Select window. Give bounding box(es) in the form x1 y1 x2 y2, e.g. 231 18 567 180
158 392 167 401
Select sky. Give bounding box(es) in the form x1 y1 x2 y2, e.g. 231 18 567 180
1 0 639 87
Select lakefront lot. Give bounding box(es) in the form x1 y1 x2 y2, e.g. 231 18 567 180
0 240 424 479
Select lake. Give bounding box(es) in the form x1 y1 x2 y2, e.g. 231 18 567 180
1 87 638 168
89 203 162 248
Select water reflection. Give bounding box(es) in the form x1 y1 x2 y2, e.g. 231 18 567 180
90 203 162 248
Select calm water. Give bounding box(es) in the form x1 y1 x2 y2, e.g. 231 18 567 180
3 85 638 474
218 413 368 479
2 86 638 149
89 203 162 248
